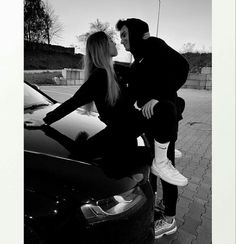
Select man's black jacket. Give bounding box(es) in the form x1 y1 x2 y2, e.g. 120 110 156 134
114 37 189 121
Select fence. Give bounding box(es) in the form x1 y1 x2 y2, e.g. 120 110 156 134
41 67 212 90
183 73 212 90
54 68 84 85
183 67 212 90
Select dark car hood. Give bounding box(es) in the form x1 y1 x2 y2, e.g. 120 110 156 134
24 104 150 199
24 103 106 159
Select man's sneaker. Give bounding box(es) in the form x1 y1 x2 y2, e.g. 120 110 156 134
175 149 183 158
151 160 188 186
154 217 177 239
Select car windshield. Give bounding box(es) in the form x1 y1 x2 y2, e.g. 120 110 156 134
24 83 52 109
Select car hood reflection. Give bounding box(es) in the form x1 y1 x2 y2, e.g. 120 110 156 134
24 103 106 160
24 103 150 182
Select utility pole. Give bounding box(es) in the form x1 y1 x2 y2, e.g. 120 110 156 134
156 0 161 37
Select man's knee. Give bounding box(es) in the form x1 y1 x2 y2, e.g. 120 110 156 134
153 100 177 118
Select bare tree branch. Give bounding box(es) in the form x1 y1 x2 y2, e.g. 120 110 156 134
76 19 119 52
43 0 64 44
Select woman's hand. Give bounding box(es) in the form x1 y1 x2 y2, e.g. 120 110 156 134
141 99 158 119
24 118 46 129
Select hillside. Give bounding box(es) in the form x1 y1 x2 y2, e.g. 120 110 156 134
24 41 84 70
24 42 211 72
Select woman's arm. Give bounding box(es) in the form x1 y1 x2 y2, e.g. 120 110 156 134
44 69 106 125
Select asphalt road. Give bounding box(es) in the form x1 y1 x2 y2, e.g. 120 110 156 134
39 85 212 244
40 85 80 102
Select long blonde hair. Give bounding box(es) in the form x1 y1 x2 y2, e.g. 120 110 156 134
83 31 120 112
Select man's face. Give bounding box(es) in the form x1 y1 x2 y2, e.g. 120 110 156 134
120 25 130 51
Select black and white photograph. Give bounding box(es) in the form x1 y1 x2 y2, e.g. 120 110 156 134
0 0 235 243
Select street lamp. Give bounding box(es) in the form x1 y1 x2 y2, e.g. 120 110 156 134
156 0 161 37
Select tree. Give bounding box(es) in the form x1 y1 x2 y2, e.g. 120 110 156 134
181 42 196 53
77 19 118 51
43 0 63 44
24 0 46 43
24 0 63 44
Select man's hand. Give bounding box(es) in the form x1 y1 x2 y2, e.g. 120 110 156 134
141 99 158 119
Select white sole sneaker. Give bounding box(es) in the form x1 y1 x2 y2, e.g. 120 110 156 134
151 162 188 186
155 226 177 239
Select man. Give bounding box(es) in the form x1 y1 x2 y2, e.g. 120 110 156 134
115 18 189 239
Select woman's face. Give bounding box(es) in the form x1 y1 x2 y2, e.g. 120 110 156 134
108 38 118 57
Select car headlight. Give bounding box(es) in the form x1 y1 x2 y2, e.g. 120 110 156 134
81 185 146 225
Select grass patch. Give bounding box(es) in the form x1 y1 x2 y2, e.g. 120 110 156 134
24 72 62 85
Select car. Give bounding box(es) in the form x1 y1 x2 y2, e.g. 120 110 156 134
24 81 154 244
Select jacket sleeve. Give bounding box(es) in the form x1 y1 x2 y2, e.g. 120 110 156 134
160 40 189 91
145 40 189 100
44 69 106 125
172 53 189 91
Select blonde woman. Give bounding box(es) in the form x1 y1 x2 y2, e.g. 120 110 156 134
41 31 122 126
25 31 133 127
25 31 143 180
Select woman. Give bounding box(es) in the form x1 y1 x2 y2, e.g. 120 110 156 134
25 31 143 179
26 32 123 127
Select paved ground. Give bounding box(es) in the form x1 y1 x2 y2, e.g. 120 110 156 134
154 89 212 244
40 86 212 244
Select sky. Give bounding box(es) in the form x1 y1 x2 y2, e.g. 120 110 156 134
48 0 211 62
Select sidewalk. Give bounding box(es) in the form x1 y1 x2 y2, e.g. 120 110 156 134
40 86 212 244
154 88 211 244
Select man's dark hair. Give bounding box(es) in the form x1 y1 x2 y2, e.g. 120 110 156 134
116 18 150 55
116 18 149 36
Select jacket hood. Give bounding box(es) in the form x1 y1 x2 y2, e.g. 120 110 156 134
124 18 149 59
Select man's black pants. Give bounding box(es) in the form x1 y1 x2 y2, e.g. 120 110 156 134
150 140 178 217
121 100 179 217
86 100 179 216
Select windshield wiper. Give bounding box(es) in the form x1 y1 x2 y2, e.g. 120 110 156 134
24 103 50 110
